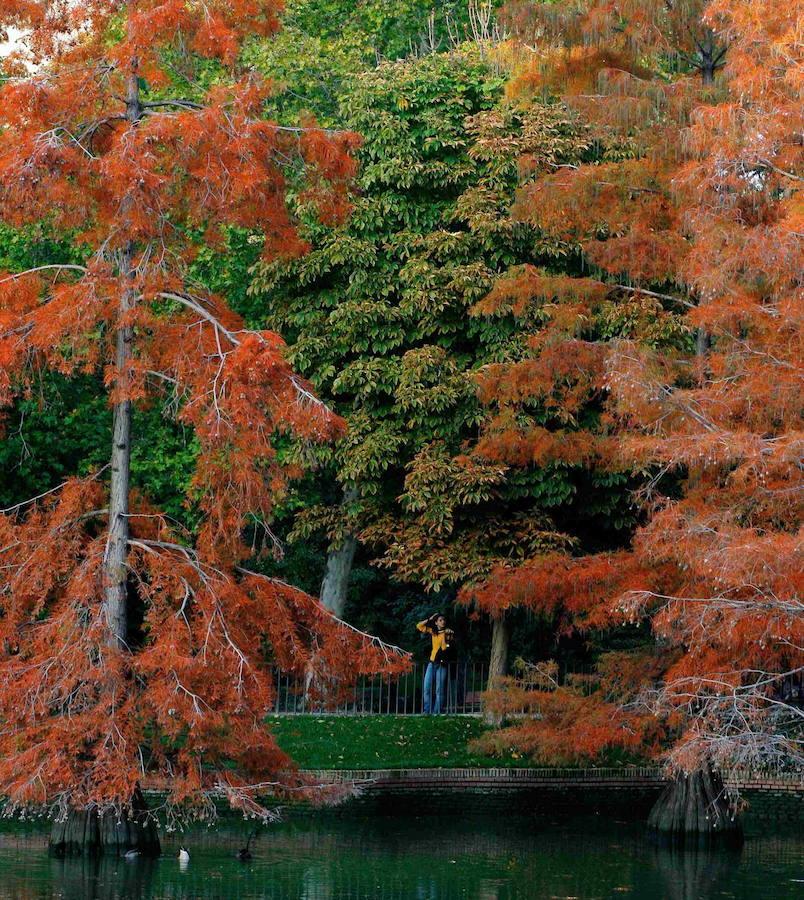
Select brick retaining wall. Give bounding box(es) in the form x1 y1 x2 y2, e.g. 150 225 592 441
304 766 802 792
301 767 803 826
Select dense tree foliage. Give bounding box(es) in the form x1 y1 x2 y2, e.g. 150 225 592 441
0 0 799 805
244 0 496 125
464 0 802 777
0 0 405 833
248 48 640 687
0 3 520 659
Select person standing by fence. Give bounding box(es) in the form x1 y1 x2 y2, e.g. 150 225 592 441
417 613 454 714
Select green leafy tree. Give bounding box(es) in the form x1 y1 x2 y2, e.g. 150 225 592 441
248 47 620 673
244 0 499 125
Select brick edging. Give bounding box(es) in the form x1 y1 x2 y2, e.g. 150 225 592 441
300 767 804 794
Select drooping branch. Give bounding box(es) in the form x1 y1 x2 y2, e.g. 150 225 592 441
0 264 88 285
236 565 410 663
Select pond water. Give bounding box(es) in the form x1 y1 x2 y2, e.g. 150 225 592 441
0 809 801 899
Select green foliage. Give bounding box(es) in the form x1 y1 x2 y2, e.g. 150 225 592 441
250 50 507 469
248 49 618 600
244 0 499 125
0 225 78 271
0 373 199 527
0 376 107 509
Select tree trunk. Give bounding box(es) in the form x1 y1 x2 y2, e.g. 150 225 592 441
102 61 141 649
50 786 160 857
319 486 359 617
488 615 510 683
103 285 133 647
647 763 742 843
54 58 158 858
484 614 510 725
696 29 725 87
319 534 356 617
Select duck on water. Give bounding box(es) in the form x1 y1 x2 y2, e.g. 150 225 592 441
237 829 259 861
124 835 253 863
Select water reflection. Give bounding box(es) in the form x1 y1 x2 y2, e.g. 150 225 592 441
0 812 801 899
649 843 740 900
47 855 159 899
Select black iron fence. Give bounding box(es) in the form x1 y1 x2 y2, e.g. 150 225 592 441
272 661 488 715
270 663 804 716
271 661 597 715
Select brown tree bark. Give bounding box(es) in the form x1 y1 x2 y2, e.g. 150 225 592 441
647 763 742 842
484 614 510 725
319 486 359 618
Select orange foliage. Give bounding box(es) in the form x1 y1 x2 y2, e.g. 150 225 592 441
0 2 405 822
460 551 655 627
473 687 658 766
0 481 408 817
465 0 802 773
473 650 672 765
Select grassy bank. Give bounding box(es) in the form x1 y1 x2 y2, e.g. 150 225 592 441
267 715 532 770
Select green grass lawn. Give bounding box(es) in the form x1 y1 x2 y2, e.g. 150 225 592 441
267 715 533 770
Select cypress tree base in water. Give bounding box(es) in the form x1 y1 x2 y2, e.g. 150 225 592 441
647 764 742 844
49 786 160 857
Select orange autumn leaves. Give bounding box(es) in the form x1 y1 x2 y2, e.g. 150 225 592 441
0 481 405 813
0 1 403 819
459 0 802 771
1 1 282 73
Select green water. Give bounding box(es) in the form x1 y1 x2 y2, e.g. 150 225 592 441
0 811 801 899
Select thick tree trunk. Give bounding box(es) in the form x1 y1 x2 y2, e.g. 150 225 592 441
319 535 357 617
50 786 160 857
484 615 510 725
647 763 742 842
319 486 359 617
488 615 510 683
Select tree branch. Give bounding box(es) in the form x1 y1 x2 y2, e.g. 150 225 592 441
0 264 88 285
613 284 695 308
0 465 110 515
235 565 410 661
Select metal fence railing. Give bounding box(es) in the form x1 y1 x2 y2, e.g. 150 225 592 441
270 663 803 716
272 661 488 715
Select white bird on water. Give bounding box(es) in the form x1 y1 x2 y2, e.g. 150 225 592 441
123 849 141 860
178 846 190 863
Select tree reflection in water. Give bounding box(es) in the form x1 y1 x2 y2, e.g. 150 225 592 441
0 812 801 899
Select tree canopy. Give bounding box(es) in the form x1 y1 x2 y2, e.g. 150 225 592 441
0 0 799 827
464 0 802 775
0 0 405 829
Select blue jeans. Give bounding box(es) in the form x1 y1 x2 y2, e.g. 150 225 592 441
423 661 447 714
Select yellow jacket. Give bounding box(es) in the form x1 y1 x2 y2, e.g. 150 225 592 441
417 619 452 663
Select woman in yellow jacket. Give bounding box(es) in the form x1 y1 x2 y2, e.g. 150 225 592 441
416 612 454 714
